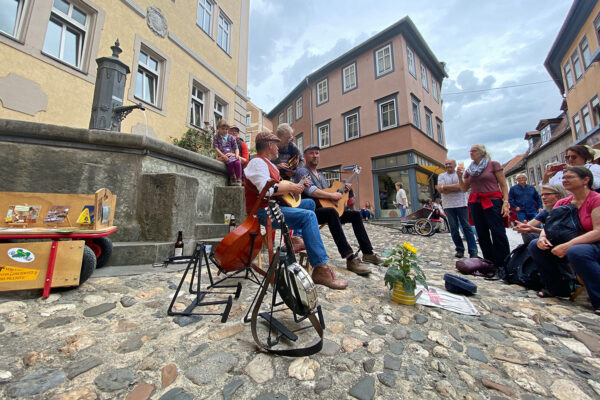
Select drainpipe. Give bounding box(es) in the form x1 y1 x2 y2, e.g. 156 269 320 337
306 77 314 145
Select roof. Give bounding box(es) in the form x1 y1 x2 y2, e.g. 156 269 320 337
266 16 448 117
527 114 571 158
503 153 527 175
544 0 598 94
524 131 540 140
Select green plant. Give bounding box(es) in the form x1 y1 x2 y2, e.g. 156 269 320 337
172 124 216 158
383 242 428 296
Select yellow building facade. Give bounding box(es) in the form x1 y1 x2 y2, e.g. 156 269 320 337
0 0 250 141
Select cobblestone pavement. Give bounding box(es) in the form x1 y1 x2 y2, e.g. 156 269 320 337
1 224 600 400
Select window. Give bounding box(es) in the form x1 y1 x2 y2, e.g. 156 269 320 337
316 78 328 105
421 64 429 91
189 84 205 128
582 105 592 133
344 111 360 141
0 0 26 39
342 63 357 92
322 170 340 186
536 166 543 182
278 113 283 125
246 113 250 126
529 168 536 185
580 36 592 68
573 113 582 139
436 118 444 145
563 61 574 90
432 78 439 102
43 0 89 69
318 123 330 148
286 106 292 124
411 95 421 129
296 133 303 152
592 96 600 127
197 0 212 35
135 49 160 105
217 12 231 53
378 97 397 131
424 108 433 138
295 97 302 119
540 125 551 145
375 43 393 77
595 13 600 44
407 46 416 77
214 99 225 124
571 50 583 80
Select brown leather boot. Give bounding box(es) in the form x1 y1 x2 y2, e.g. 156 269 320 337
362 253 383 265
291 236 305 252
312 265 348 290
347 256 371 275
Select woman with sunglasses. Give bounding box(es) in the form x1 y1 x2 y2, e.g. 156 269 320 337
514 184 567 242
528 166 600 315
543 145 600 190
457 144 510 269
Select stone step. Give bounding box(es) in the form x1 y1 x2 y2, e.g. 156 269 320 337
195 223 230 240
105 238 225 266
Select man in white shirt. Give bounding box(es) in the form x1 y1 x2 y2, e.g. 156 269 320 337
395 183 408 217
435 159 478 258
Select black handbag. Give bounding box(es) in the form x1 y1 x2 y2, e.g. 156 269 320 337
544 204 582 245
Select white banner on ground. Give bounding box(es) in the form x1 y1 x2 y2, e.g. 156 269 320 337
415 285 479 316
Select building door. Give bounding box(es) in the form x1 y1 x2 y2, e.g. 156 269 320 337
374 170 410 218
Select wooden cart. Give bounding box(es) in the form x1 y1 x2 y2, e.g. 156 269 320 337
0 188 117 297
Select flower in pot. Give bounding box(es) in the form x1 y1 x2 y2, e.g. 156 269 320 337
384 242 428 304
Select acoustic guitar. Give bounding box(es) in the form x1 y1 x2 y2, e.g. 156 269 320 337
278 175 309 208
316 166 362 216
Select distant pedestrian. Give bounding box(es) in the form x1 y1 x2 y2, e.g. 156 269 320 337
436 159 478 258
395 182 408 217
508 173 542 222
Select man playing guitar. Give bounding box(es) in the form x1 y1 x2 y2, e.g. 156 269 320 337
244 132 348 290
294 145 383 276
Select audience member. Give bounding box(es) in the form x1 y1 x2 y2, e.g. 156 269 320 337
213 119 242 186
514 184 567 243
543 145 600 190
508 173 542 221
360 201 374 221
457 144 510 269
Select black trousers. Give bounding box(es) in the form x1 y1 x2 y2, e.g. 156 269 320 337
315 207 374 258
469 199 510 267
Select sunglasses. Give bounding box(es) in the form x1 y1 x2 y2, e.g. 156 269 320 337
565 155 579 160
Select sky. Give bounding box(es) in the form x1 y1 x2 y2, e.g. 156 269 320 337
246 0 573 165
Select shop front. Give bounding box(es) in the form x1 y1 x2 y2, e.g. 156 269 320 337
372 151 443 219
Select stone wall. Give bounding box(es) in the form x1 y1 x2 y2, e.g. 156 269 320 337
0 119 245 242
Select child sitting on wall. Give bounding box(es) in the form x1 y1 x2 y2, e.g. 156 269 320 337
213 119 242 186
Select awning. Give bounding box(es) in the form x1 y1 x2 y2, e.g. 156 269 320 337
419 165 445 175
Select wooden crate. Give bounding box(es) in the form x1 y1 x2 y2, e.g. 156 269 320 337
0 241 84 291
0 188 116 233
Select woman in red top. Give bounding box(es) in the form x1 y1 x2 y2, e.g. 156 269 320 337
229 125 249 167
457 144 510 268
528 166 600 315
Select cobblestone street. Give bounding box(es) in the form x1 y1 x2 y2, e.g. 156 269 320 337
1 223 600 400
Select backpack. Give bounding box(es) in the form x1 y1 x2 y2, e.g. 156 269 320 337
544 204 582 245
499 243 542 290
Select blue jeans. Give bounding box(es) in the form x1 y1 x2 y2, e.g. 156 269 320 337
257 199 328 268
398 205 406 218
445 206 478 255
516 210 537 222
469 199 510 267
528 240 600 309
360 209 372 220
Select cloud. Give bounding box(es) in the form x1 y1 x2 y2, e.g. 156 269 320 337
248 0 572 164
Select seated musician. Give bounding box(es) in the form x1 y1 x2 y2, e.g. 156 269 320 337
244 132 348 290
294 145 383 276
273 123 303 180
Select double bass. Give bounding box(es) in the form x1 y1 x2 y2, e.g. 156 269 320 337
213 181 275 271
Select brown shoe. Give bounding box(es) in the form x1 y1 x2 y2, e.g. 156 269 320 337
291 236 305 253
312 265 348 290
346 257 371 276
362 253 383 265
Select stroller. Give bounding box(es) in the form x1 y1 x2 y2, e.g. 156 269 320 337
399 206 449 236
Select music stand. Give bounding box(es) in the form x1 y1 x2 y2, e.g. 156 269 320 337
166 241 241 323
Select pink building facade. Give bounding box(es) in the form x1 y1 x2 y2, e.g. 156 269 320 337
267 17 448 218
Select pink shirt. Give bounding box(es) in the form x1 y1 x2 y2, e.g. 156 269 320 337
465 161 503 193
554 191 600 232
